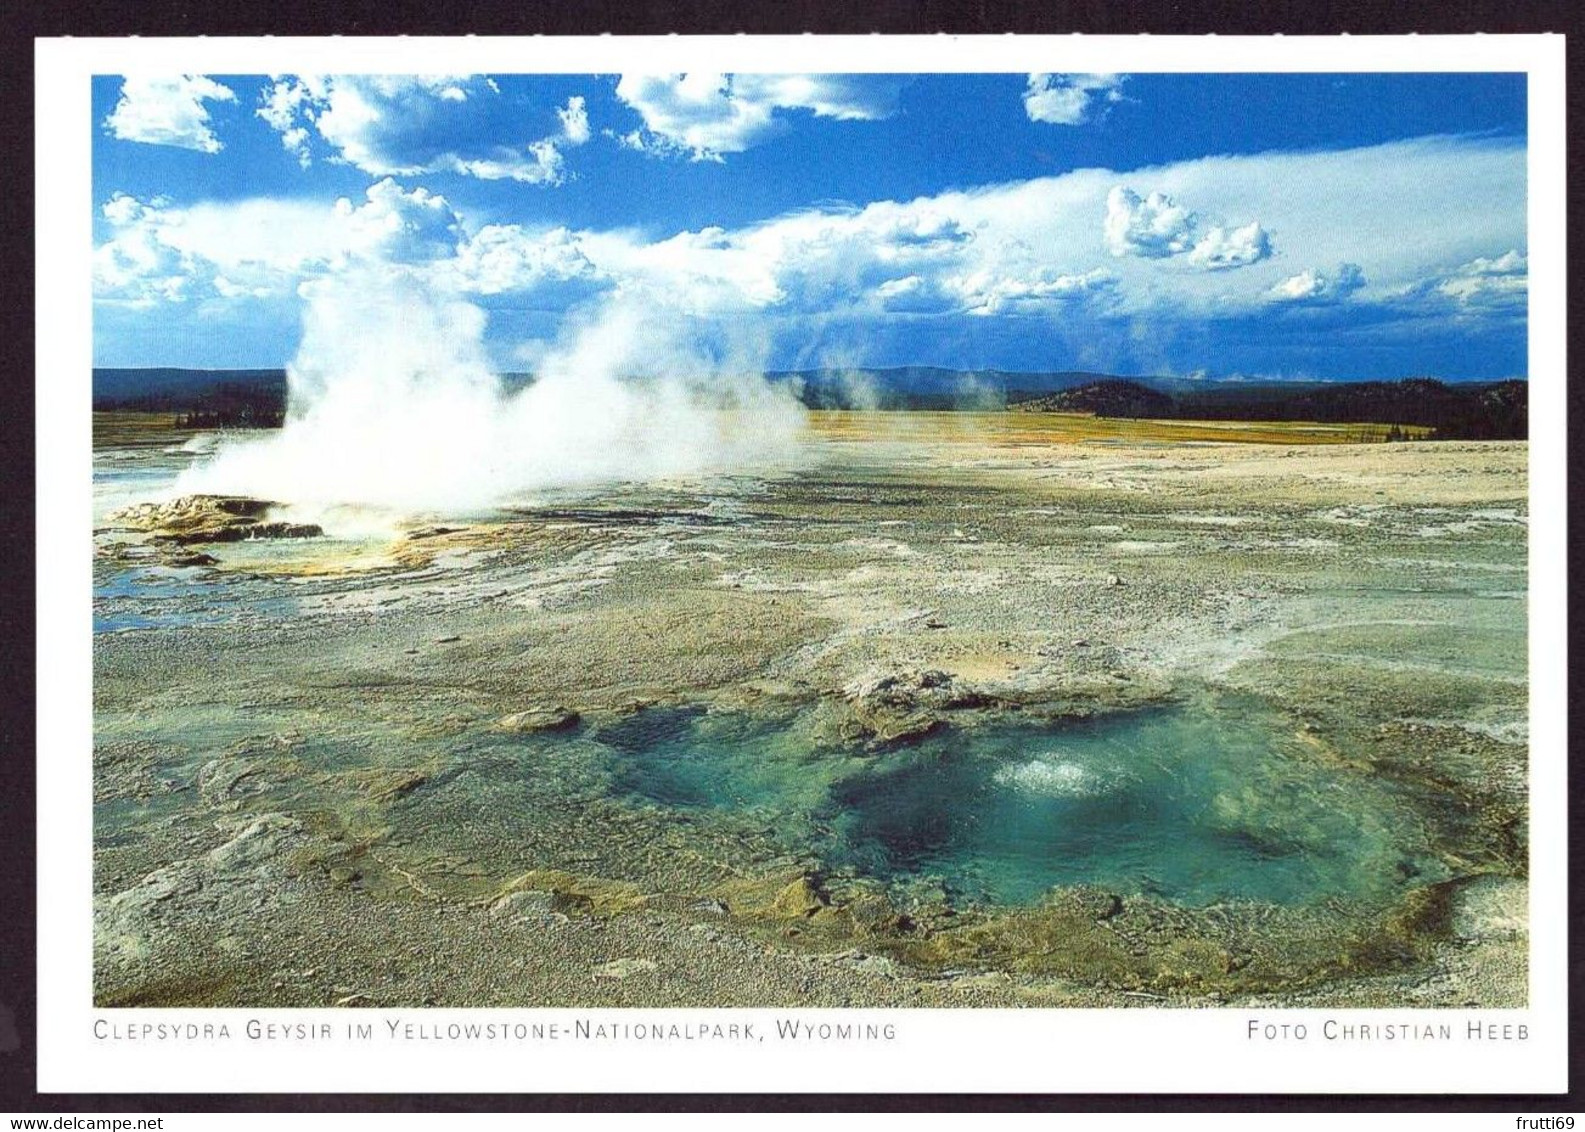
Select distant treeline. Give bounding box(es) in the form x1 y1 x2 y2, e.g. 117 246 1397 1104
95 369 287 429
173 401 286 430
156 384 284 430
93 367 1527 439
769 366 1075 410
1009 378 1527 440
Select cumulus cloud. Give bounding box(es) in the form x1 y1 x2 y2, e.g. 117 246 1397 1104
1435 249 1527 306
1378 250 1527 318
580 223 785 310
1269 262 1366 303
93 195 199 307
1104 187 1197 258
1023 74 1124 126
255 75 586 183
95 191 335 307
335 179 466 264
438 224 603 296
613 73 904 160
1187 222 1273 270
1104 185 1272 270
103 75 236 153
872 274 948 314
94 179 469 305
257 75 316 167
951 268 1114 317
558 96 591 145
95 135 1526 356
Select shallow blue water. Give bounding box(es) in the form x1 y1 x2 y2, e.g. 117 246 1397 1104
93 444 308 634
595 702 1444 907
92 562 302 634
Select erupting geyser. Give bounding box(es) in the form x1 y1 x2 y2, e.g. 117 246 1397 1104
175 273 807 519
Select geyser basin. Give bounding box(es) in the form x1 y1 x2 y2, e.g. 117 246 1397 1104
595 699 1448 908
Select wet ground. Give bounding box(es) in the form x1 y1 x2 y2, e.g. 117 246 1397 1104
92 412 1529 1007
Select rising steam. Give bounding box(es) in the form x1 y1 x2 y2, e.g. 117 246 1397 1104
175 273 808 519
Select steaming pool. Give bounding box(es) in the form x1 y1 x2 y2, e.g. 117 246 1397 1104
565 698 1446 909
92 442 1448 913
89 415 1530 1007
95 688 1447 914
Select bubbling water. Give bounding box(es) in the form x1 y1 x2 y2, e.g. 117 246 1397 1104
591 701 1450 908
992 755 1135 799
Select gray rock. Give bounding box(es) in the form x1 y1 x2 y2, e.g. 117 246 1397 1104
850 954 900 978
493 706 581 733
1449 876 1527 941
207 815 304 873
489 890 556 919
196 757 264 810
593 957 657 980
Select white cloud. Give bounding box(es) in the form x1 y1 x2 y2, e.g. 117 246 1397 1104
577 223 786 310
94 195 198 307
1105 186 1271 270
95 136 1526 344
613 73 902 160
1435 250 1526 306
558 96 591 146
335 179 466 264
1104 187 1197 258
103 75 236 153
256 75 581 184
101 193 150 227
258 76 316 167
951 268 1114 317
1187 222 1272 271
536 137 1519 323
1270 268 1325 301
95 192 336 307
1374 250 1527 317
872 274 941 313
1270 262 1366 303
1024 74 1124 126
94 180 468 305
439 225 601 296
444 140 565 185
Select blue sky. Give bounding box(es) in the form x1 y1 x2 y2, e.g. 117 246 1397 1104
92 72 1528 379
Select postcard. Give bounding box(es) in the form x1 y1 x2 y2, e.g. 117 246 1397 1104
33 32 1568 1095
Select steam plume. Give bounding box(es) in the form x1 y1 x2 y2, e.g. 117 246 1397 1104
176 273 807 518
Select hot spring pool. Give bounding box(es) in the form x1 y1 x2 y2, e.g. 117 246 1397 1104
592 699 1447 907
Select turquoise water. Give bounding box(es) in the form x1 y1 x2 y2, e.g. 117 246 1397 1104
595 701 1445 907
94 444 314 634
92 562 302 634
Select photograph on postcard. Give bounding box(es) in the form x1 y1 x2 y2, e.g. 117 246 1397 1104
89 67 1531 1014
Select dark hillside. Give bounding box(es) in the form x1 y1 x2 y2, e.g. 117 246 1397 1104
93 367 1526 440
1008 379 1175 418
1011 377 1525 440
94 369 287 427
94 368 286 408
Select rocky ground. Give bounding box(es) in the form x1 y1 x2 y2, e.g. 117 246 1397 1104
92 414 1529 1008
